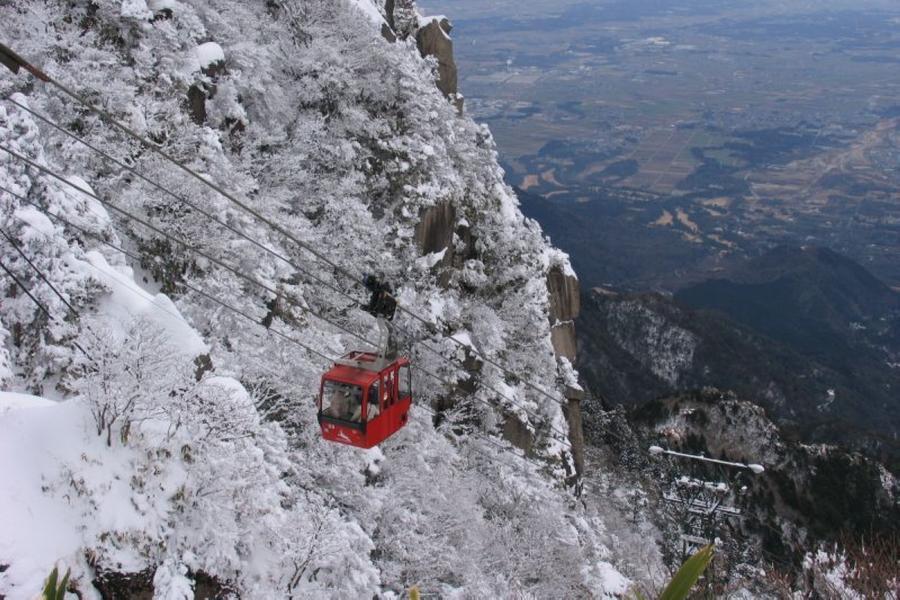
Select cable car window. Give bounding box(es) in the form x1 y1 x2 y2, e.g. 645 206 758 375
399 365 410 398
383 372 395 408
368 383 380 421
322 381 363 422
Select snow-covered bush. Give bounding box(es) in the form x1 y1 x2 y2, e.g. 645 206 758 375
74 320 196 446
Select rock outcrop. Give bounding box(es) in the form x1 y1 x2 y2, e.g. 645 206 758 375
414 202 455 262
547 264 580 362
546 264 585 474
187 42 225 125
413 202 480 287
414 17 461 112
382 1 463 113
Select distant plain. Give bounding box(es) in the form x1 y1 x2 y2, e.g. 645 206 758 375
422 0 900 289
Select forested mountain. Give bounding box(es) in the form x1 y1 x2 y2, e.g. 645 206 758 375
1 2 896 598
0 1 621 597
578 245 900 467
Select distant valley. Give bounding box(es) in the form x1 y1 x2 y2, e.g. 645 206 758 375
578 246 900 467
422 0 900 472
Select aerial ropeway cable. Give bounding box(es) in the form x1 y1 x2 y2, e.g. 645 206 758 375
0 175 574 463
0 224 93 359
0 42 574 416
0 111 577 450
0 46 581 461
0 96 576 445
0 183 547 476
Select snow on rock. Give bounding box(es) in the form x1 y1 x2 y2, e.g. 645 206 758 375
450 330 475 350
420 15 452 39
121 0 152 19
415 247 446 269
584 560 631 597
13 205 56 241
61 176 111 228
548 246 577 279
152 559 194 600
195 42 225 70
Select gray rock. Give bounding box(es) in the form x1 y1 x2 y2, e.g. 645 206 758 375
415 17 458 100
546 265 581 361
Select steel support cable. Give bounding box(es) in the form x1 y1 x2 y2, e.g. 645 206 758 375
0 217 92 358
0 253 91 359
0 146 576 454
0 98 575 444
0 258 53 320
2 95 356 310
0 45 570 414
1 186 542 476
0 145 377 346
0 224 80 316
0 177 573 451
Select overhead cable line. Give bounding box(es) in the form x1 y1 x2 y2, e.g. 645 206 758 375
0 174 572 450
1 96 575 448
0 244 91 359
0 184 547 477
0 43 571 415
2 97 574 444
0 224 79 316
3 95 352 307
0 258 53 320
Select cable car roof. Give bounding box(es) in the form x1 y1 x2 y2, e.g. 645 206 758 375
323 352 409 386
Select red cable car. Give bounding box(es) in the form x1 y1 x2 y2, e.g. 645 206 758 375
317 350 412 448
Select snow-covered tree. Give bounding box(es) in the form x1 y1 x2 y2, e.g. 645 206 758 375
0 0 620 597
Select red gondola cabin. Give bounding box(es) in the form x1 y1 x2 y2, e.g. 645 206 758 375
317 351 412 448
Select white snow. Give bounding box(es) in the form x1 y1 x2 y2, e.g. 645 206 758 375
0 397 119 598
120 0 152 19
416 247 446 269
548 247 577 278
420 15 452 39
347 0 386 27
450 330 475 349
0 391 55 414
196 42 225 70
13 205 56 240
76 250 208 358
584 560 631 596
147 0 176 11
62 176 111 228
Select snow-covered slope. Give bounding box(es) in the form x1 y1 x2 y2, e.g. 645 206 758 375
0 0 627 597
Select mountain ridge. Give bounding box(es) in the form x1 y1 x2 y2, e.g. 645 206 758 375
578 244 900 464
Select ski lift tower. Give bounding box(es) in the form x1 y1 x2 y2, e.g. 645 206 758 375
649 446 765 562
